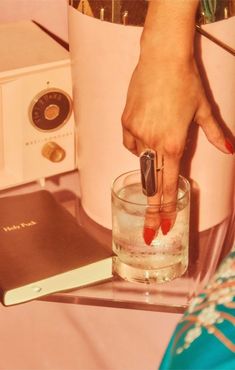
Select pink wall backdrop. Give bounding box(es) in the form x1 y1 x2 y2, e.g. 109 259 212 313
0 0 68 42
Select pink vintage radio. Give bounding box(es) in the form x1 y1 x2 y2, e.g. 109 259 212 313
0 21 76 190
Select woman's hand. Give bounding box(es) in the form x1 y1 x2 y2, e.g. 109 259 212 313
121 0 233 245
122 54 231 244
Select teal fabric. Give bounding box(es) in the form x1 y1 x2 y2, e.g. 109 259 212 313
159 249 235 370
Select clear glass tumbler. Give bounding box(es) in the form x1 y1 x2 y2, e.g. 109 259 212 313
112 170 190 284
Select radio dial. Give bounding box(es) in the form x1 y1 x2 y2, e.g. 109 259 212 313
29 88 72 131
41 142 66 163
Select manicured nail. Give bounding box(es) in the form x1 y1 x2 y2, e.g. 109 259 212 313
161 219 171 235
143 227 155 245
225 138 234 154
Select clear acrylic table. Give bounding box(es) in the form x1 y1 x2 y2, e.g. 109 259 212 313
0 170 228 314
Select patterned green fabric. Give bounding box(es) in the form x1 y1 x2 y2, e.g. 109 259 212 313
159 247 235 370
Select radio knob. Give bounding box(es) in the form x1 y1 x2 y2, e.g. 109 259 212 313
44 104 60 121
41 142 66 162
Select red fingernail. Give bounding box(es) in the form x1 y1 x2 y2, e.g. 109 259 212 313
225 138 234 154
161 219 171 235
143 227 155 245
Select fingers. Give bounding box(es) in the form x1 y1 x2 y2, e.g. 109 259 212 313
142 151 181 244
143 164 163 245
123 127 182 244
196 99 234 154
161 155 180 234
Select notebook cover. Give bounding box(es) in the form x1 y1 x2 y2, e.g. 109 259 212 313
0 190 113 306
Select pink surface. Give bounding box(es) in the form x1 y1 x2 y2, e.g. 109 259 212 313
0 301 180 370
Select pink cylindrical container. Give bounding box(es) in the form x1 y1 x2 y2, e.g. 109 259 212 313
68 3 235 286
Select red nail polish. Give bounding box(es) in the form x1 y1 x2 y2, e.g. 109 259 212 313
225 138 234 154
161 219 171 235
143 227 155 245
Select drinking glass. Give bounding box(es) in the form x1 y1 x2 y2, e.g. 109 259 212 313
112 170 190 284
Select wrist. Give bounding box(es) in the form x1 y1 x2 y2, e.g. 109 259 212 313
140 31 194 64
140 0 199 62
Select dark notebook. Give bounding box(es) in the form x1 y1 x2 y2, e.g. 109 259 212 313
0 190 113 306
